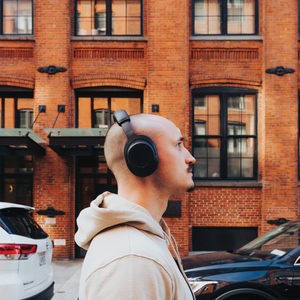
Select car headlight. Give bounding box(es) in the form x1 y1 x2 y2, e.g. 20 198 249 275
188 278 219 296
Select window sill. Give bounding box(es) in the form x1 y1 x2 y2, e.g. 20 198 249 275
190 35 263 41
0 35 35 41
195 181 262 188
71 36 148 42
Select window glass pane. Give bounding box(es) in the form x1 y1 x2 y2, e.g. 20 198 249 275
241 158 253 177
4 98 15 128
95 0 106 35
78 156 108 173
5 156 33 173
111 98 141 115
17 98 33 128
77 0 94 35
194 137 207 157
227 158 240 177
78 97 92 128
194 121 206 135
3 17 16 34
194 158 220 178
112 0 126 35
242 114 255 135
17 0 32 34
127 17 141 35
208 159 220 177
19 110 33 128
207 95 220 114
94 98 109 128
127 0 141 16
194 0 221 34
242 95 256 134
0 100 2 127
194 138 220 158
194 96 207 111
3 0 18 15
4 178 32 206
208 138 221 157
194 160 207 178
112 17 126 35
227 0 255 34
207 116 220 135
228 137 247 156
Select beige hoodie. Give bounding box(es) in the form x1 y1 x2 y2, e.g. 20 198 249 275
75 192 195 300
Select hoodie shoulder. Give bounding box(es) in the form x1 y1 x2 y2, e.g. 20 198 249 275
80 222 170 282
75 192 164 250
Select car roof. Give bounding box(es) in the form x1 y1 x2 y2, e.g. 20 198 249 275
0 202 34 212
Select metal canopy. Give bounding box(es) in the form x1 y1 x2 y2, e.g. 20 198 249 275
0 129 46 156
44 128 108 156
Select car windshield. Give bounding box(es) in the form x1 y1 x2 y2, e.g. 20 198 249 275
236 222 300 260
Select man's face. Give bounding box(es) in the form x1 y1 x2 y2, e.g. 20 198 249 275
152 119 196 195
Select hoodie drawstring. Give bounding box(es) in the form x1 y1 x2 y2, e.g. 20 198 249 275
163 232 196 300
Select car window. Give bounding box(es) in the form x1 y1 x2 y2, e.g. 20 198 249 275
0 208 48 239
236 223 300 260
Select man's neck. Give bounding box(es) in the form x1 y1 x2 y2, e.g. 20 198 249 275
117 184 169 223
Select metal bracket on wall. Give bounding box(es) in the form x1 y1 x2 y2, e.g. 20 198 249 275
37 65 67 75
37 207 66 218
265 66 295 76
267 218 289 226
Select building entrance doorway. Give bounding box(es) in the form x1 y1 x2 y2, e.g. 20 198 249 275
75 156 117 258
74 88 143 258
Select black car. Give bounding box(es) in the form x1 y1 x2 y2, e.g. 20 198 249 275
183 221 300 300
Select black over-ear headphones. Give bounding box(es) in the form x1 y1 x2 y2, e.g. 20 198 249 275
113 109 158 177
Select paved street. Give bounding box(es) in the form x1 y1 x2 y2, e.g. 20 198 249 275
52 259 83 300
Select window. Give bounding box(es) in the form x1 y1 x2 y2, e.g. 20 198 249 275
76 91 142 128
0 90 34 205
193 0 258 35
0 97 34 128
18 109 33 128
1 0 33 35
75 0 142 36
192 87 257 180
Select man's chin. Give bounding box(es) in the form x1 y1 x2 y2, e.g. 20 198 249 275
187 183 195 193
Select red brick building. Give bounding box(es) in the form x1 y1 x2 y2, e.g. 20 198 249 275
0 0 298 260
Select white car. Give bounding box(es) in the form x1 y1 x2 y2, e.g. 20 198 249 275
0 202 54 300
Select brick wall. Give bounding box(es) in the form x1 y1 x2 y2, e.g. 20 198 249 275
0 0 299 259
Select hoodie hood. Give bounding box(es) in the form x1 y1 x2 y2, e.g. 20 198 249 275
75 192 166 250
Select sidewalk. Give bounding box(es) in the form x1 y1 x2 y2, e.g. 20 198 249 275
52 259 83 300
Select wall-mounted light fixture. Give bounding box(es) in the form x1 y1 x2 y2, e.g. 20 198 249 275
30 105 46 129
51 105 65 128
152 104 159 113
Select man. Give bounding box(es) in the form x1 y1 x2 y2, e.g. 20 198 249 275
75 110 196 300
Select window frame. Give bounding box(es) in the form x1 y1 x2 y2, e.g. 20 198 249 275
0 90 34 205
0 0 34 35
192 0 259 36
192 87 258 181
74 0 143 36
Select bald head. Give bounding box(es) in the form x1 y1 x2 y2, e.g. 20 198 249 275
104 113 172 180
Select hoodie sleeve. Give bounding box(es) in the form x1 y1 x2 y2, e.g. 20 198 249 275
83 254 174 300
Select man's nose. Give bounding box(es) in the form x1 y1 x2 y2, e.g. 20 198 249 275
185 150 196 165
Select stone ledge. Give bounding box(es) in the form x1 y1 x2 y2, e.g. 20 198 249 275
190 35 263 41
71 36 148 42
0 35 35 41
195 181 262 188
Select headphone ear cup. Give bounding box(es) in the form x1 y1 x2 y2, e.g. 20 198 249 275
124 135 158 177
